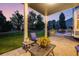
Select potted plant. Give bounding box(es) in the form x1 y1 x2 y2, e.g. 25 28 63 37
37 37 50 48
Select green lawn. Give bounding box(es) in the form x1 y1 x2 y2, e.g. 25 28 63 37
36 30 45 37
0 32 23 54
0 30 44 54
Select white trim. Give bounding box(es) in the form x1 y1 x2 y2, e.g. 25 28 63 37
24 3 29 42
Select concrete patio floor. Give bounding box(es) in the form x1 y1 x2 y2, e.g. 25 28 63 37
0 36 79 56
50 36 79 56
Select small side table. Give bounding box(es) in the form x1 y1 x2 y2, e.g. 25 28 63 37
75 45 79 56
22 41 34 52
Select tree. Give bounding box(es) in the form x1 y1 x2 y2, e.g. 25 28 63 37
3 21 12 32
52 20 56 29
47 20 56 30
0 10 6 32
48 21 52 30
10 11 24 31
36 14 45 30
28 11 37 30
59 12 67 32
0 10 13 32
28 11 45 31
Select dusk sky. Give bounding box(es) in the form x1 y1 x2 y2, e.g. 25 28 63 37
0 4 74 21
48 8 73 21
0 3 24 21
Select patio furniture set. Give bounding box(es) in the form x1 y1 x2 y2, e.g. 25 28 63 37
22 33 56 56
23 32 79 56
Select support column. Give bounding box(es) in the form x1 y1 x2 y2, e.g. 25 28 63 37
45 9 48 37
24 3 29 42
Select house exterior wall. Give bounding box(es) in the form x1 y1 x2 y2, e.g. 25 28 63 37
73 6 79 38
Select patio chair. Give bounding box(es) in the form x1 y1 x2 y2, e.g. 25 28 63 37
75 45 79 56
30 32 37 43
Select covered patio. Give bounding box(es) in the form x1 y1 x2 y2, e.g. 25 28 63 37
24 3 79 56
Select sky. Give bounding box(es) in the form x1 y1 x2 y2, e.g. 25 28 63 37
0 3 24 21
0 3 73 22
48 8 73 21
0 3 73 21
29 7 74 22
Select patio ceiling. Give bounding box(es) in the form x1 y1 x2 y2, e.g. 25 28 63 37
28 3 79 15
